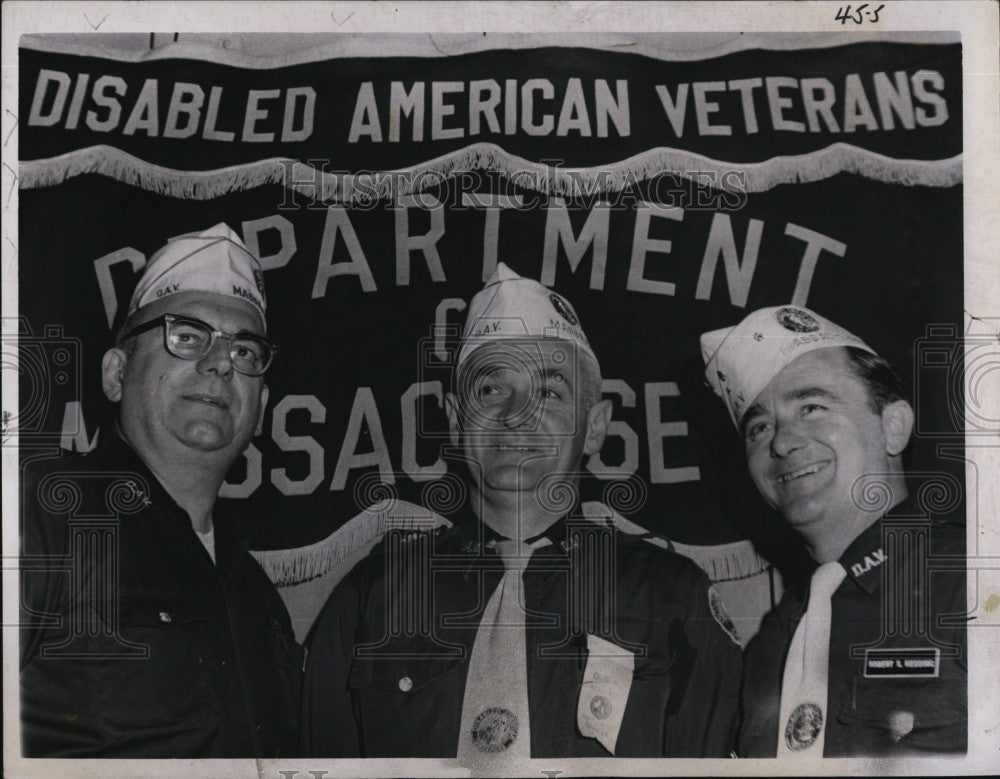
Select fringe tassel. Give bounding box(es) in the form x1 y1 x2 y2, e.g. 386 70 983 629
20 142 962 202
581 501 770 582
19 31 961 70
19 146 292 200
20 32 959 69
251 497 769 588
668 539 771 582
250 499 450 587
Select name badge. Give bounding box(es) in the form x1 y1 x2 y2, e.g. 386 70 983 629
577 634 634 755
864 648 940 678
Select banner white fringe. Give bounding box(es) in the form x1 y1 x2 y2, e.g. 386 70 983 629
251 499 770 587
19 32 960 69
580 501 770 582
20 142 962 202
251 499 448 587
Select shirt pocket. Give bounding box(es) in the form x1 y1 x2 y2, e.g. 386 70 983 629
836 674 967 753
347 649 466 756
629 652 673 709
93 593 216 730
610 649 675 756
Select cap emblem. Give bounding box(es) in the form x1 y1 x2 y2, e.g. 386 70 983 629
549 293 579 326
775 307 821 333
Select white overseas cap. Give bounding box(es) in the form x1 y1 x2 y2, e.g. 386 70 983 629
700 305 876 427
457 262 596 368
126 223 266 326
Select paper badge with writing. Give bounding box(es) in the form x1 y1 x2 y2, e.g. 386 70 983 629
577 634 634 755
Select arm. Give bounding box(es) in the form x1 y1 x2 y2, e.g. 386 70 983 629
663 576 743 757
19 459 84 757
300 564 365 757
19 464 68 670
248 562 305 758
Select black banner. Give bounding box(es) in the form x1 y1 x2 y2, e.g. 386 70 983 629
18 35 964 577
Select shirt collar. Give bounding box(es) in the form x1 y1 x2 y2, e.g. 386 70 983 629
94 426 251 573
453 497 587 558
838 495 917 594
838 519 885 594
95 425 176 512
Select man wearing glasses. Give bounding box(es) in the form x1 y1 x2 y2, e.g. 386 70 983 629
19 224 301 757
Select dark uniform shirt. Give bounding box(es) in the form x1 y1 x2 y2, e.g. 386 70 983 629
19 432 303 758
302 503 742 758
739 496 967 756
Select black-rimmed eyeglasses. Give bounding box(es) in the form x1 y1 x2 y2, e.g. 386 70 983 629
116 314 277 376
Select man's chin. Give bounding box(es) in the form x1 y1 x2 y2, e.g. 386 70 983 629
175 422 235 453
777 499 830 531
479 464 547 494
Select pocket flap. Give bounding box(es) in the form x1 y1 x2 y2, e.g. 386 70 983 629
116 593 206 628
348 637 464 694
837 674 966 746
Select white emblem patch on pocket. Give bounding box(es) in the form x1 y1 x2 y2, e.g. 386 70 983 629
577 634 634 755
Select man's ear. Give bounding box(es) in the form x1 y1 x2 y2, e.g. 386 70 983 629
583 398 613 456
881 399 914 457
444 392 461 446
255 385 270 437
101 348 127 402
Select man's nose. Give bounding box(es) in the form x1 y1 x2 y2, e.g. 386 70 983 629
498 389 540 429
770 418 807 458
196 338 234 379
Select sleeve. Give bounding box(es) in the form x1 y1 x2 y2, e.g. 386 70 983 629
19 464 69 670
259 572 305 757
19 460 79 757
300 562 366 757
920 527 967 752
662 573 743 757
735 598 794 757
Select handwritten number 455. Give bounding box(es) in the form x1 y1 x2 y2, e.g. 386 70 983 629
835 4 884 25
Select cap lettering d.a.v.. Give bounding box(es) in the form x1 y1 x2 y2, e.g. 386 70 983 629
457 262 596 368
126 223 266 326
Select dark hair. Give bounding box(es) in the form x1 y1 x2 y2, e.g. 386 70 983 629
842 346 907 412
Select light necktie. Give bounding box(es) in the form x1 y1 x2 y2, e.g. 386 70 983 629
457 536 551 762
777 561 847 756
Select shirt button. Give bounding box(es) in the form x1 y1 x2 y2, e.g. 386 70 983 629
888 710 915 742
398 676 413 692
158 611 172 623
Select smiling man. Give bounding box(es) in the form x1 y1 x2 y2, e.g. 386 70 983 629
701 305 966 757
302 263 742 762
20 225 301 757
